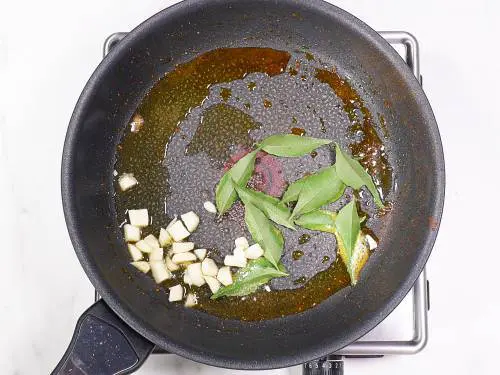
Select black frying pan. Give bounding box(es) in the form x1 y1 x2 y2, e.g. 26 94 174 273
54 0 444 374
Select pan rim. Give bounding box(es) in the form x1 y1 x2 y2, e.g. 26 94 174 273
61 0 445 369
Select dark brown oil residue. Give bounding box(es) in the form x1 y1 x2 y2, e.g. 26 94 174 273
298 233 311 244
263 99 273 108
291 127 306 136
197 256 350 320
292 249 304 260
220 87 232 101
319 117 327 133
378 113 389 139
294 276 307 285
304 52 315 61
315 68 392 196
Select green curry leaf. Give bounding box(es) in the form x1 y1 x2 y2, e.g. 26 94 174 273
211 258 287 299
232 183 295 230
335 199 360 260
335 144 384 208
215 150 258 214
281 176 307 204
294 209 337 233
291 166 346 218
259 134 331 157
244 202 284 269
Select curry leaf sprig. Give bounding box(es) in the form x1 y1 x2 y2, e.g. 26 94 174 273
212 134 333 298
276 143 384 284
215 135 334 215
213 134 382 296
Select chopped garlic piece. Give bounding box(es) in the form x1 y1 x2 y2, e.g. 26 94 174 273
234 237 249 249
204 276 221 294
201 258 218 277
365 234 378 250
224 255 247 268
123 224 141 242
194 248 207 261
186 263 205 287
217 266 233 286
233 247 246 259
150 261 171 283
183 272 192 285
264 285 271 292
203 201 217 214
149 247 164 262
158 228 172 247
184 293 198 307
128 209 149 228
130 113 144 133
131 261 150 273
168 284 184 302
181 211 200 232
172 242 195 254
135 239 153 253
244 243 264 259
144 234 160 249
165 256 180 271
167 221 190 241
127 244 143 261
166 216 178 229
118 173 138 191
171 252 197 264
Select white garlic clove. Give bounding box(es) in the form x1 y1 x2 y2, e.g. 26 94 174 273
181 211 200 232
130 261 150 273
167 220 190 241
217 266 233 286
244 243 264 259
127 243 143 261
128 209 149 228
234 237 249 249
204 276 221 294
194 248 207 261
171 252 197 264
201 258 218 277
168 284 184 302
123 224 141 242
172 242 195 254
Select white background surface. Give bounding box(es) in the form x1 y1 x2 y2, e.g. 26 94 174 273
1 0 500 374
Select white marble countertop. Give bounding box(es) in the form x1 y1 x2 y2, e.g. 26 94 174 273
1 0 500 374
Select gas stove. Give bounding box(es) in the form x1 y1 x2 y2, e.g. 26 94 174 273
99 30 430 368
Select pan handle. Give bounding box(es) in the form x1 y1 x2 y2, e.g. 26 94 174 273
303 355 344 375
51 299 154 375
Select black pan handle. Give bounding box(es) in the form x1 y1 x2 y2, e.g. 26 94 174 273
303 355 344 375
51 299 154 375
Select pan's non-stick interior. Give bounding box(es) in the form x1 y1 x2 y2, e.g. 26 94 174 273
113 46 387 321
62 0 444 369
